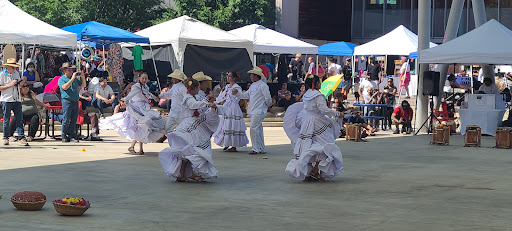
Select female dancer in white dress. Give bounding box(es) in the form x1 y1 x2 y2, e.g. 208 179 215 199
159 79 219 182
99 73 166 155
283 75 344 181
213 71 249 152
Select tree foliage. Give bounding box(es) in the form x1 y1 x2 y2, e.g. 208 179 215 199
9 0 275 31
10 0 164 30
154 0 276 30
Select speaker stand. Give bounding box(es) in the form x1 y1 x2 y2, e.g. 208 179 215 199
415 95 441 135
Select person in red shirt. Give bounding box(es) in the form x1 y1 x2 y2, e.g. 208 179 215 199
391 100 413 134
257 61 271 81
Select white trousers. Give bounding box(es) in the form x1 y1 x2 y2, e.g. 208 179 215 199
250 112 266 152
165 115 182 134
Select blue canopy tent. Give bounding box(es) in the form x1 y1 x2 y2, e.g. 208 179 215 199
318 42 358 81
62 21 150 44
409 51 418 59
62 21 160 89
318 42 358 56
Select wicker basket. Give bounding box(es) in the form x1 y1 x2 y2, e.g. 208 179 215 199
53 203 89 216
11 199 46 211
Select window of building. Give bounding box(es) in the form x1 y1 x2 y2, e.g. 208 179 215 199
365 0 384 37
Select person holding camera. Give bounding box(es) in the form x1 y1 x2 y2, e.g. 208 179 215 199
58 62 87 143
391 100 413 134
0 58 28 146
378 78 397 129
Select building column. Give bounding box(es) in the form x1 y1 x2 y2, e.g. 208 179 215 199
472 0 495 83
434 0 466 109
416 0 431 133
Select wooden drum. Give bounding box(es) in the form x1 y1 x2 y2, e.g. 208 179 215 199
346 123 362 142
432 126 450 145
496 127 512 149
464 125 481 147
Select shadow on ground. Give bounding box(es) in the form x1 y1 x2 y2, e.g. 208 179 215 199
0 132 511 230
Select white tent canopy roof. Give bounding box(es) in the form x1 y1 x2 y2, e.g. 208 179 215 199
419 19 512 65
354 25 436 56
229 24 318 54
135 15 253 66
0 0 77 48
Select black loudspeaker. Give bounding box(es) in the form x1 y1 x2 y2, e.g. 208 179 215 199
423 71 440 96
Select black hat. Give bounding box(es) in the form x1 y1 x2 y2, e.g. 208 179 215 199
402 100 410 108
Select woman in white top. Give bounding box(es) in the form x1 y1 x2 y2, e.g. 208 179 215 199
159 79 219 182
213 71 249 152
283 75 344 181
100 73 165 155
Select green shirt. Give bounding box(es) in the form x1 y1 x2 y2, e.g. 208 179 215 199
58 75 82 101
132 45 144 70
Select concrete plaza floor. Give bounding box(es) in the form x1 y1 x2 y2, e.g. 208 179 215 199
0 128 511 231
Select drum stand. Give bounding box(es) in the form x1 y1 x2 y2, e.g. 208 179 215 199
415 95 441 135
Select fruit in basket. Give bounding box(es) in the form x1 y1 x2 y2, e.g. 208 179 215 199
11 191 46 203
11 191 47 211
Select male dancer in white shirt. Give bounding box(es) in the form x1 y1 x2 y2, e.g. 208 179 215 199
160 69 187 133
192 71 212 101
238 67 272 154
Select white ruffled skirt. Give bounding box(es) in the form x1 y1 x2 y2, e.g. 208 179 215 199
159 108 220 179
213 100 249 147
99 102 166 143
283 103 344 180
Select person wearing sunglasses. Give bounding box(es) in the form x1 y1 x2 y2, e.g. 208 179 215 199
8 81 49 142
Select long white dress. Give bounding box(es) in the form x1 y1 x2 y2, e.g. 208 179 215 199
158 94 220 179
283 89 344 180
99 83 166 143
213 83 249 148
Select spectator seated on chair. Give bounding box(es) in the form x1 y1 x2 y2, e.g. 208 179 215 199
376 78 396 130
8 81 49 142
277 83 294 110
391 100 413 134
79 86 93 111
22 62 44 94
93 77 118 116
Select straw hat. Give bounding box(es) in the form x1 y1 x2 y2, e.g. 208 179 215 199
59 62 76 72
167 69 187 81
192 72 212 82
2 58 20 68
247 66 265 79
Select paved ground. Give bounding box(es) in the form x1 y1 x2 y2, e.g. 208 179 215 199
0 128 511 231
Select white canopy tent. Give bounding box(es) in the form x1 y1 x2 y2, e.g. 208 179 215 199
419 19 512 65
354 25 437 96
229 24 318 54
354 25 437 56
135 15 254 69
0 0 77 48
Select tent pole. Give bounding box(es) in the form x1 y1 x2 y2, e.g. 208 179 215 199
352 55 355 91
21 44 25 73
102 43 107 80
470 65 474 94
316 55 318 75
149 45 161 91
19 44 25 100
384 55 388 89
